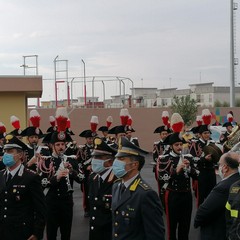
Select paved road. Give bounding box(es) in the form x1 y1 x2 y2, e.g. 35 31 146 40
54 156 201 240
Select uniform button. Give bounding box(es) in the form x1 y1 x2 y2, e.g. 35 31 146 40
91 226 94 230
4 207 7 210
92 216 95 220
114 222 118 226
116 211 119 215
3 215 6 218
114 233 118 237
58 194 60 196
57 189 60 191
126 213 129 216
4 199 7 202
5 191 7 194
93 207 97 210
94 197 98 201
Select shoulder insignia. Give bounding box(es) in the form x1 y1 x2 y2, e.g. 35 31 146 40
184 154 193 158
154 141 160 145
230 186 240 194
139 180 151 190
130 178 141 191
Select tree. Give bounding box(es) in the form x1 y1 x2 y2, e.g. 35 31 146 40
171 95 198 126
214 100 222 107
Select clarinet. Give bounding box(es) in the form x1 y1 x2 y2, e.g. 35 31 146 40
58 153 74 193
179 151 190 178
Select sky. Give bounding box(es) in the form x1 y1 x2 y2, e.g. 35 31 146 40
0 0 239 103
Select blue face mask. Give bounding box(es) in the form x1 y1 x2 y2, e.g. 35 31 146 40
91 159 111 173
3 153 16 167
112 159 128 178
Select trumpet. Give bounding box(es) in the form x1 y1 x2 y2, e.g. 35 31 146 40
57 153 74 193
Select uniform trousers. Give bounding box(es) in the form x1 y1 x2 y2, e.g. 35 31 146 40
46 195 73 240
165 190 192 240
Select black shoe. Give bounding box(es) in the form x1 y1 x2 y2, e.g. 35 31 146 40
84 211 89 218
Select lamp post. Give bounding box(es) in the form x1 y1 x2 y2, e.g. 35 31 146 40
81 59 87 106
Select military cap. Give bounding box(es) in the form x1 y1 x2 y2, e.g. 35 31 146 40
163 132 187 145
92 137 117 156
21 126 44 138
198 124 212 134
190 126 200 134
9 128 22 137
108 125 126 135
42 131 72 144
66 128 75 135
4 134 28 150
223 122 233 128
98 126 109 132
115 136 148 158
79 130 97 138
154 125 171 134
125 125 135 133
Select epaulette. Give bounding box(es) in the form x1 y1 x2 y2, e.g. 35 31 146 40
154 141 160 145
25 168 36 174
184 153 193 158
139 180 151 191
132 137 138 140
159 154 169 159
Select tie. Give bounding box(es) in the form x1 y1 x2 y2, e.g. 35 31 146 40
98 176 103 189
118 183 126 200
6 173 12 185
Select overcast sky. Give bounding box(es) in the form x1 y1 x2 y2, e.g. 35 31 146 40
0 0 239 102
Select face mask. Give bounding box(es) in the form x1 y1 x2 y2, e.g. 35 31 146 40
3 153 16 167
218 165 225 179
112 159 127 178
91 159 110 173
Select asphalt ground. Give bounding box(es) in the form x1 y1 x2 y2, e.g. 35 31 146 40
50 155 205 240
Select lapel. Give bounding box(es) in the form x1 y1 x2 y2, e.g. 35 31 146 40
5 165 25 190
0 171 7 193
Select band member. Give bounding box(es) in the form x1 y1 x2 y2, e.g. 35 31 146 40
125 125 140 147
78 128 97 217
88 137 117 240
21 110 50 170
152 125 171 196
98 116 113 144
159 113 198 240
0 134 46 240
191 109 221 207
40 107 83 240
111 136 165 240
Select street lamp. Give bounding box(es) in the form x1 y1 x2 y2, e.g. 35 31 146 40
81 59 87 106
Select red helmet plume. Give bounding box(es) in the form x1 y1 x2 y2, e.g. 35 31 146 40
30 110 41 128
90 116 99 133
202 109 212 125
162 111 169 126
55 107 68 132
106 116 113 128
120 108 129 126
171 113 184 133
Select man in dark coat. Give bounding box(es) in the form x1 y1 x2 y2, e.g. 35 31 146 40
0 134 46 240
111 137 165 240
194 152 240 240
88 137 117 240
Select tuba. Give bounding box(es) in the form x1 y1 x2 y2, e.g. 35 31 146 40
223 125 240 151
